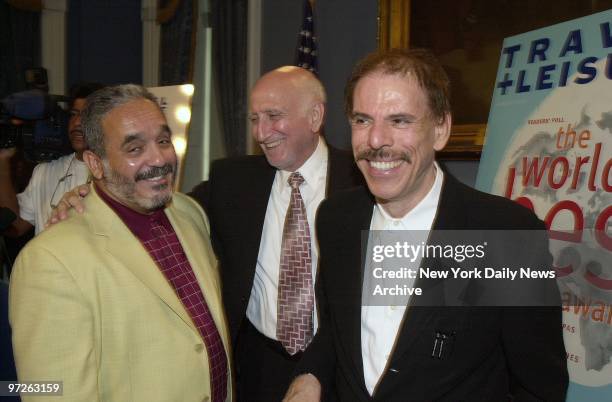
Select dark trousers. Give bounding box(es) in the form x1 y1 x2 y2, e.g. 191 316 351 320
236 319 303 402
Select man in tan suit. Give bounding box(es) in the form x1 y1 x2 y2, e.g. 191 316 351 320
9 84 232 402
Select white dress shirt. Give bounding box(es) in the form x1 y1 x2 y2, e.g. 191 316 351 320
246 137 328 339
361 163 444 395
17 153 90 234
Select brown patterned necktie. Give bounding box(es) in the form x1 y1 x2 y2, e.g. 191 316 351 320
276 172 314 355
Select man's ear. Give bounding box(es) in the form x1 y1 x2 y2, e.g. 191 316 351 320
83 150 104 180
433 112 452 151
309 102 325 133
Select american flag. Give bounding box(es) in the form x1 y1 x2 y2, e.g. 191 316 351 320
295 0 318 75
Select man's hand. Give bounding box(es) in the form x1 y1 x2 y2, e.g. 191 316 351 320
282 374 322 402
0 147 17 161
46 184 91 227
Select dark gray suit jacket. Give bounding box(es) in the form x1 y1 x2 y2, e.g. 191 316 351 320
298 174 568 401
189 145 363 343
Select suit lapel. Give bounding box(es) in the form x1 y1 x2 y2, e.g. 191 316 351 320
431 174 468 230
382 174 469 370
166 205 232 353
89 186 198 334
243 160 276 274
333 188 374 393
325 145 361 197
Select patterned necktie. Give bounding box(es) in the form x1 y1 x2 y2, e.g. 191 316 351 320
277 172 315 355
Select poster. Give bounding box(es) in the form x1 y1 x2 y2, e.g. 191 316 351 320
476 10 612 401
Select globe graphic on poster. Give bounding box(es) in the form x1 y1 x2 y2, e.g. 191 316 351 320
491 59 612 387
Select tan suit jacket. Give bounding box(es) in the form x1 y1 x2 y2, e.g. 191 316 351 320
9 186 232 402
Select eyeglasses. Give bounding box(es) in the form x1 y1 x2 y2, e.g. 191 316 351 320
49 172 74 209
49 155 76 209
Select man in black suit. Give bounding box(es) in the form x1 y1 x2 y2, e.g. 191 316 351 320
284 49 568 401
189 66 362 401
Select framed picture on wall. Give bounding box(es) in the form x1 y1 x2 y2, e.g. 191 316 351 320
378 0 612 159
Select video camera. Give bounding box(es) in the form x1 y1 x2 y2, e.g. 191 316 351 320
0 89 72 163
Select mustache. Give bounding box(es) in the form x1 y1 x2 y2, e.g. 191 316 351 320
135 164 175 181
355 148 411 163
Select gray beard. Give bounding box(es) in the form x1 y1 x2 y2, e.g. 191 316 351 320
102 161 174 212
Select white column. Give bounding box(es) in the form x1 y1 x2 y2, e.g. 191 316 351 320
180 0 212 191
41 0 67 94
141 0 160 87
200 0 213 182
246 0 262 154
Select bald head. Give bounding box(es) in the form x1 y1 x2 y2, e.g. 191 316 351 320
249 66 326 171
253 66 326 106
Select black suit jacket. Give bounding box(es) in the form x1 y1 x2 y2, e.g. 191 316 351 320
0 281 17 382
189 145 363 342
298 174 568 402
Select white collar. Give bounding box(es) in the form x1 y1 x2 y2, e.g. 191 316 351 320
277 136 327 190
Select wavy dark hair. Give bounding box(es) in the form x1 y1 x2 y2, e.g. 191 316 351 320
344 48 451 124
81 84 158 157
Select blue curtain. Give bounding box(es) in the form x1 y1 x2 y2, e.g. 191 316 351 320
211 0 247 156
0 1 41 98
159 0 196 85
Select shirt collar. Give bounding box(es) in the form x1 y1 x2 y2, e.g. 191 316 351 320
68 152 85 164
277 136 327 191
95 182 167 240
62 153 83 170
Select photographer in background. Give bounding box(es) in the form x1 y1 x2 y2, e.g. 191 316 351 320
0 82 103 237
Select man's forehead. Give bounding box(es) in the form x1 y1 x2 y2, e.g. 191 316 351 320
108 98 161 118
357 70 421 89
120 124 171 143
354 72 426 101
250 88 292 112
250 107 286 115
102 100 167 135
351 73 432 121
71 97 87 110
